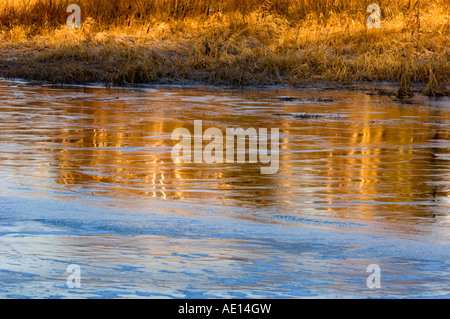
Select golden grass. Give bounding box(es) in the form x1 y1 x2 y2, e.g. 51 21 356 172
0 0 433 27
0 0 448 94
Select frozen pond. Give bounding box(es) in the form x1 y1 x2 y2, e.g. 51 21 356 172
0 80 449 298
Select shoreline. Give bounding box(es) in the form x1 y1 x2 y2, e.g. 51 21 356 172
1 43 447 97
1 76 448 102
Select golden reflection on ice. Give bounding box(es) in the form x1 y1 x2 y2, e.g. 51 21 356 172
0 83 449 232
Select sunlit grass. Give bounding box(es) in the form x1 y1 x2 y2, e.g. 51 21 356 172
0 0 448 94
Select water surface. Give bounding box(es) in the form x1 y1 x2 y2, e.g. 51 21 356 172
0 80 449 298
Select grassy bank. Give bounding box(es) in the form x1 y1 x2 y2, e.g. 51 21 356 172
0 0 448 95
